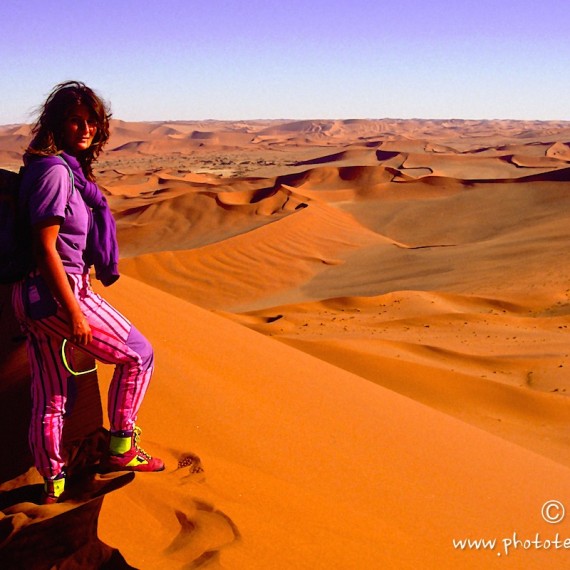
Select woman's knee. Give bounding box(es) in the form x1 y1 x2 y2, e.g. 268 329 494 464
125 325 154 369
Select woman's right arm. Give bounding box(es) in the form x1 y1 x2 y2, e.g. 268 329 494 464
33 218 92 346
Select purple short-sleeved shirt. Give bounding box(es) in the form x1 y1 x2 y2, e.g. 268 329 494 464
21 158 92 274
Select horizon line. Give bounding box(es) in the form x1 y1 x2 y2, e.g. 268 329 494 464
3 117 570 128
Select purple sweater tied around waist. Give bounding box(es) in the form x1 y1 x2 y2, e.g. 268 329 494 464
30 152 120 286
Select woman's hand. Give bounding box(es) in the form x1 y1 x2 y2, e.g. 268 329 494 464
69 309 93 346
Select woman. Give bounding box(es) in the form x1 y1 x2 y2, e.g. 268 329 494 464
12 81 164 504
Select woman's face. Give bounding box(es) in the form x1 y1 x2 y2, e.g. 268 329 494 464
61 104 98 155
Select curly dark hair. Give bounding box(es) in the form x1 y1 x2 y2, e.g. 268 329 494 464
27 81 112 181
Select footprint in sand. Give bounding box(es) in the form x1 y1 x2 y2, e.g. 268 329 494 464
177 452 204 474
164 501 240 567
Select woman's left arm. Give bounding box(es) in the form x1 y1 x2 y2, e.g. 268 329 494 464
33 217 93 346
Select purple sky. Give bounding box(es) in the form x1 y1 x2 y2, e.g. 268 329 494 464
1 0 569 123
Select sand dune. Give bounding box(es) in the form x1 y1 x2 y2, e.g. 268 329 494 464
96 276 570 569
118 197 384 311
1 118 570 568
234 289 570 460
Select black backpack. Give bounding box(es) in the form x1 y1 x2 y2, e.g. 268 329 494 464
0 166 33 284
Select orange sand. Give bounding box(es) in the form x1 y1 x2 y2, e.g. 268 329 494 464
1 118 570 568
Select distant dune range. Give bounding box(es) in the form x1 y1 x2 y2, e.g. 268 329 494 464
1 118 570 569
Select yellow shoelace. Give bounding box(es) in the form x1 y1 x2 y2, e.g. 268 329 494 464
133 426 152 460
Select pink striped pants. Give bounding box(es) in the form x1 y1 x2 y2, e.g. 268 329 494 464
12 272 153 479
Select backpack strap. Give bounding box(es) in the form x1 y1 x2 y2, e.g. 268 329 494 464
55 155 75 198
